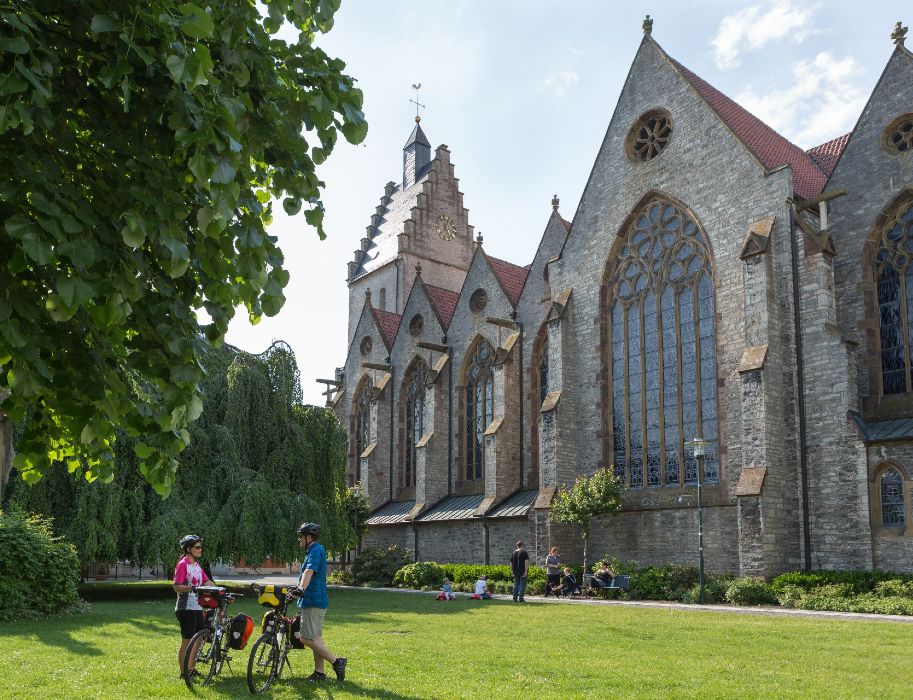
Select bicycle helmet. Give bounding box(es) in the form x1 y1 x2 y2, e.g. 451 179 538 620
179 534 202 551
297 522 320 537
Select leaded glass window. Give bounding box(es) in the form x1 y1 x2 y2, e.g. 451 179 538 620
402 359 428 488
875 200 913 395
465 340 494 481
881 469 905 527
539 342 550 404
607 198 718 487
352 379 371 483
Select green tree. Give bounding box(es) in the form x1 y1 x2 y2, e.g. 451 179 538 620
341 484 369 564
8 341 350 573
0 1 366 495
550 468 625 576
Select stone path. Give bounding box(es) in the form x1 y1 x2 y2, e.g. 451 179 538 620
330 585 913 624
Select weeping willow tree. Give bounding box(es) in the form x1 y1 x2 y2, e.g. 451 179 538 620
7 340 349 572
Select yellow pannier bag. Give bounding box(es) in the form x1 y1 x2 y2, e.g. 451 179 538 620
257 585 288 607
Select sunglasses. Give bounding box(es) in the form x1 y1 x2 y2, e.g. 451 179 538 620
192 545 203 549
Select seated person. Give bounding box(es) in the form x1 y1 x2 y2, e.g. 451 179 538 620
590 561 615 589
560 567 581 597
437 577 455 601
472 574 492 599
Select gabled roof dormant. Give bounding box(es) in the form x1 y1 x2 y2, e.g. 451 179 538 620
486 255 530 306
371 308 402 350
667 57 827 200
424 282 459 329
807 132 852 177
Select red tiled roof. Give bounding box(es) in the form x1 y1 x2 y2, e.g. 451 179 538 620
424 282 459 329
806 132 852 177
371 308 401 349
487 255 530 306
669 58 827 200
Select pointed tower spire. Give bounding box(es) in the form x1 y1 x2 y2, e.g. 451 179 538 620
404 85 431 188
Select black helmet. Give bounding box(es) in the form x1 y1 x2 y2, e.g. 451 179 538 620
297 522 320 537
179 534 202 551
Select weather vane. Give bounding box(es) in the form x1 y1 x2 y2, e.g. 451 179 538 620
410 83 426 124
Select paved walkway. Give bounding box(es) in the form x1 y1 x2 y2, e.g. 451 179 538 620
327 585 913 625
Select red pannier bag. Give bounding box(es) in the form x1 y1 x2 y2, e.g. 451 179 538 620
229 613 254 650
197 589 222 609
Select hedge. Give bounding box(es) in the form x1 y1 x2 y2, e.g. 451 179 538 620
0 509 81 620
78 580 250 602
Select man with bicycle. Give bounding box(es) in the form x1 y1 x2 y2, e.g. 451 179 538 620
293 522 346 682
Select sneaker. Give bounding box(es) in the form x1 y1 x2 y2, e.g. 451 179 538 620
306 672 327 683
332 657 347 681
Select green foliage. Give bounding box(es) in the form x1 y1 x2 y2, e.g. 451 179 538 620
78 579 248 602
874 579 913 599
0 1 367 495
9 342 350 571
724 577 777 606
0 508 81 619
770 569 913 595
326 568 353 586
776 584 805 608
597 556 726 602
550 468 623 573
341 485 370 552
351 545 412 587
681 575 737 605
393 562 445 589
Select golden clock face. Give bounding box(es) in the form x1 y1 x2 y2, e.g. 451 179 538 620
436 214 456 241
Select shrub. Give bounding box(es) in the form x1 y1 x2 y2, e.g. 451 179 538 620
874 579 913 599
78 580 249 602
351 545 412 587
393 562 445 589
770 569 913 595
682 575 732 604
0 509 81 620
327 569 353 585
724 577 776 606
776 584 805 609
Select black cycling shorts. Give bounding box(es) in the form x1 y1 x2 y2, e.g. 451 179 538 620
175 609 206 639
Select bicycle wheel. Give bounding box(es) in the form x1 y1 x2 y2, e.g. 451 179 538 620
184 628 217 688
247 632 279 694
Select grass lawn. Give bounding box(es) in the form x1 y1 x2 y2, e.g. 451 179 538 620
1 589 911 699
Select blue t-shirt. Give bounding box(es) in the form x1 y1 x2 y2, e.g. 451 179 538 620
297 541 328 610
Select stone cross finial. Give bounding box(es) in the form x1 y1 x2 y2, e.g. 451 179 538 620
552 194 559 211
892 21 908 47
476 231 483 245
643 15 653 35
415 261 422 277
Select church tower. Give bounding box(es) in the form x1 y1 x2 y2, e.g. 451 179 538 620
345 120 476 344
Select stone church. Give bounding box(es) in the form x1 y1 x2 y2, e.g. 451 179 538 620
326 21 913 575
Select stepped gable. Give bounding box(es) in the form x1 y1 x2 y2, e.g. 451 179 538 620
806 132 852 177
350 174 431 279
667 57 827 200
371 308 402 349
424 282 459 329
487 254 530 306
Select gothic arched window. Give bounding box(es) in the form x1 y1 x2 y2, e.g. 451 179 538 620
352 379 372 486
881 468 906 527
401 358 428 488
875 199 913 395
607 198 718 488
539 341 550 404
465 339 494 481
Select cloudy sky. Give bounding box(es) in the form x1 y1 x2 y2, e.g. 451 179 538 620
225 0 906 404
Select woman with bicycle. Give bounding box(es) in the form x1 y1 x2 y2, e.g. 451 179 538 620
173 534 211 680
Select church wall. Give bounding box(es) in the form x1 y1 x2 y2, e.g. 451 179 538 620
362 525 414 555
867 443 913 573
545 38 803 574
417 521 484 563
347 265 400 345
816 48 913 568
588 504 740 572
445 251 517 495
487 520 530 566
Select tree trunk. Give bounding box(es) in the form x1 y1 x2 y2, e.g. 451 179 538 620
582 533 588 580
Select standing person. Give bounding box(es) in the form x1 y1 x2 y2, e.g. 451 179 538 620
510 541 530 602
294 522 347 683
544 546 561 598
173 534 210 680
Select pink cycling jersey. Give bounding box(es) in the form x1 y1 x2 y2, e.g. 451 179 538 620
173 556 210 611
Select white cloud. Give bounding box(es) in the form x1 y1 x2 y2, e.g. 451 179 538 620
713 0 818 70
543 70 579 96
734 51 867 147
